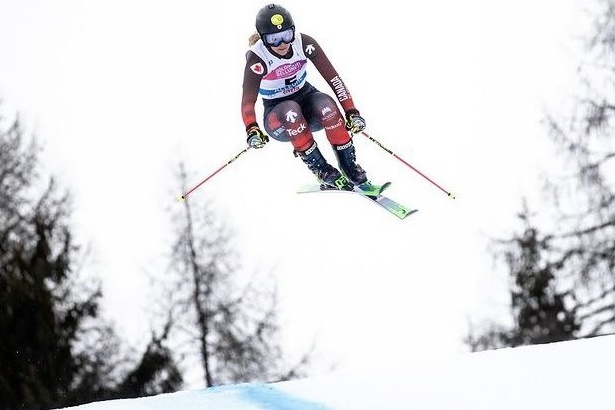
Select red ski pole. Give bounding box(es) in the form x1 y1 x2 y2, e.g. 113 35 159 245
360 131 456 199
179 146 251 201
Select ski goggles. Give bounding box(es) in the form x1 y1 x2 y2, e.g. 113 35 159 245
263 28 295 47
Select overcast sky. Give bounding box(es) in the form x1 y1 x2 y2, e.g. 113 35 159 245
0 0 591 387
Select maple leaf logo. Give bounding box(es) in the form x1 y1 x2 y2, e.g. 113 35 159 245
250 63 264 75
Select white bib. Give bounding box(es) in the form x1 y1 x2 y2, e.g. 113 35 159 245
250 35 308 100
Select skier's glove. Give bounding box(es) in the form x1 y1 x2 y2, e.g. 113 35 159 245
246 124 269 149
345 109 366 134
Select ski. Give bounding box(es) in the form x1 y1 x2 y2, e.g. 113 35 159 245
355 181 392 196
297 183 418 220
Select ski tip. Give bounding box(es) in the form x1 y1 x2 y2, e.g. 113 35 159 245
397 209 419 220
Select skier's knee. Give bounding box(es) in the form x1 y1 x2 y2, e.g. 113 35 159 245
265 100 312 145
265 100 309 142
311 94 342 123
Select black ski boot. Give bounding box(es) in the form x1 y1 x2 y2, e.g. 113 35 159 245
296 142 353 190
333 140 368 185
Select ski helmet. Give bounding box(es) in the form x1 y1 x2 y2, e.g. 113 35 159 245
255 4 295 36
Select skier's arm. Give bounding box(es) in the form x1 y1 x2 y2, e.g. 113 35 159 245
241 51 266 129
300 33 358 116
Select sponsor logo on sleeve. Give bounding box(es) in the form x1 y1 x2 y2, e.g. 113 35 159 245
331 76 349 102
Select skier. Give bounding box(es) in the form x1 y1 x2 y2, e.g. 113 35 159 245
241 3 371 190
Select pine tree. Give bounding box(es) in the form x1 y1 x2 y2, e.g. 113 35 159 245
466 0 615 351
0 110 182 409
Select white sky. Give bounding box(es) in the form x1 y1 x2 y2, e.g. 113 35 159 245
61 335 615 409
0 0 592 388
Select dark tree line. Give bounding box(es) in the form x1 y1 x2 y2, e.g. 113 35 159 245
0 112 181 409
0 109 310 409
467 0 615 351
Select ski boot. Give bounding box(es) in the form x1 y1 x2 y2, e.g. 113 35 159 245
296 142 353 190
333 140 368 185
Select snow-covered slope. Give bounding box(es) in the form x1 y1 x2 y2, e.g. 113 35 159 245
61 335 615 410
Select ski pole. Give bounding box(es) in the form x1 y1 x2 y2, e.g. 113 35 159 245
360 131 456 199
179 146 251 201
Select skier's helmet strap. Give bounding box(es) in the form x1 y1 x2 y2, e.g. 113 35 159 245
255 4 295 37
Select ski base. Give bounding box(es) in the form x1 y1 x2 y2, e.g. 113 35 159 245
297 182 418 220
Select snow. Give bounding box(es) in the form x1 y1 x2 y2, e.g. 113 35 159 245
58 334 615 410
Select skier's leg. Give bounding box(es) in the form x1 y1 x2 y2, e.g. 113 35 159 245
264 100 351 189
331 139 368 185
294 141 352 189
264 99 312 150
303 93 368 185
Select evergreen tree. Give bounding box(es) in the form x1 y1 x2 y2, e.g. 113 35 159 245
0 110 182 409
466 205 580 351
467 0 615 351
